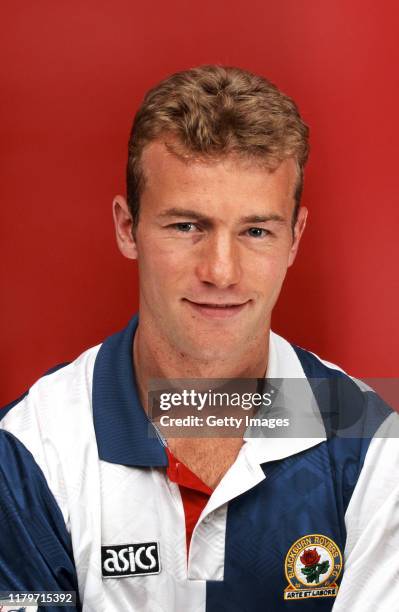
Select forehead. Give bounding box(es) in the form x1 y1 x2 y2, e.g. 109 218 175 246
140 140 298 215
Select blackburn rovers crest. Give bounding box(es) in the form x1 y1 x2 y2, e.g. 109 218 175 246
284 534 343 600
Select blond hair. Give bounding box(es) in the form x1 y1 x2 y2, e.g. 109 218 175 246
127 65 309 226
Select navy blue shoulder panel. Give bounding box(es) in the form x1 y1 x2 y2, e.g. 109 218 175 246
292 344 393 512
0 363 70 421
292 344 392 437
0 429 81 611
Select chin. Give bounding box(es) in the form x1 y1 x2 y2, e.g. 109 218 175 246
177 335 243 364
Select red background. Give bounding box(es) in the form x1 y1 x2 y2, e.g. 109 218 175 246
1 1 398 406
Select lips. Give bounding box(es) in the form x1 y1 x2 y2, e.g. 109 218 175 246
183 299 249 318
194 303 244 308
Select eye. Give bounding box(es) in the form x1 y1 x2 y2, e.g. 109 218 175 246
172 222 197 232
246 227 270 238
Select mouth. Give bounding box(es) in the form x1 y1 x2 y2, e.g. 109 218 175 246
183 299 250 319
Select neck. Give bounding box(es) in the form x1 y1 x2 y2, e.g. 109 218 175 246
133 316 270 413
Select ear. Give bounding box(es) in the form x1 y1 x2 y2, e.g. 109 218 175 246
288 206 308 267
112 195 138 260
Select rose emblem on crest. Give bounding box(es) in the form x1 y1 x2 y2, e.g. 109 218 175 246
300 547 330 583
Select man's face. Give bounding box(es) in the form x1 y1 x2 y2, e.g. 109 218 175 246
114 141 307 362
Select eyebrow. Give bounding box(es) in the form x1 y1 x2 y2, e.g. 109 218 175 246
158 208 210 222
240 214 286 224
158 208 287 224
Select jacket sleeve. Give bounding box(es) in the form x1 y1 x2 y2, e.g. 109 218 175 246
332 411 399 611
0 428 82 612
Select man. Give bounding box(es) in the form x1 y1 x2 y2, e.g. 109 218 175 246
0 65 398 612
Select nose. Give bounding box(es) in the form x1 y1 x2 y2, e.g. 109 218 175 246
196 231 241 289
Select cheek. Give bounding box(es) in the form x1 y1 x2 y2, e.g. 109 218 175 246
247 250 289 290
137 241 192 290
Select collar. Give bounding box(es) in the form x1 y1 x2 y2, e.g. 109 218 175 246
92 316 326 467
92 314 168 467
244 331 326 464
